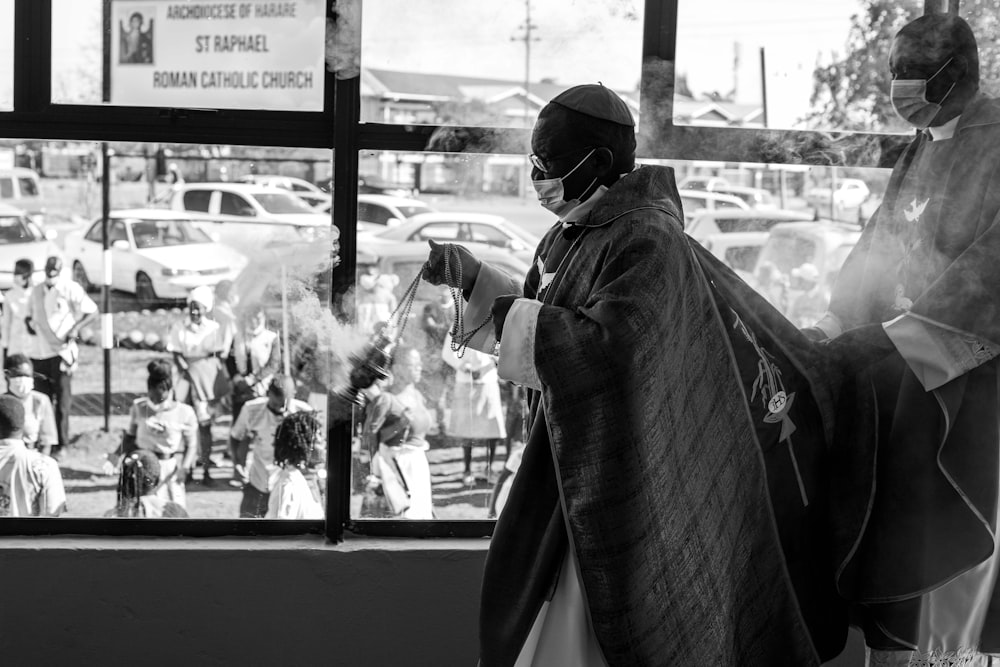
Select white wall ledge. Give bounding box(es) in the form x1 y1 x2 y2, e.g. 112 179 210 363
0 534 492 551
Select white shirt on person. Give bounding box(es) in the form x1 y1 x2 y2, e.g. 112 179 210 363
27 277 98 361
128 397 198 459
266 467 323 519
166 318 221 358
2 283 33 357
230 396 313 493
0 437 65 516
12 390 57 450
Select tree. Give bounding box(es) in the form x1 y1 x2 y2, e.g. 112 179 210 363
807 0 1000 131
805 0 920 131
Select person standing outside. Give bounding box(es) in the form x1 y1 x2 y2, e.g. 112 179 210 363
4 354 56 457
115 359 198 509
0 394 65 516
166 285 223 482
362 347 434 520
3 259 35 363
230 376 312 518
809 14 1000 664
24 256 98 458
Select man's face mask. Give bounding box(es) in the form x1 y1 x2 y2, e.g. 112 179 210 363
7 376 33 399
531 148 598 218
891 57 957 129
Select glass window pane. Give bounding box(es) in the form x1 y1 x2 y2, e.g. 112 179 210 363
674 0 919 133
0 138 334 520
654 156 885 328
51 0 326 110
360 0 643 127
349 150 545 520
0 0 10 111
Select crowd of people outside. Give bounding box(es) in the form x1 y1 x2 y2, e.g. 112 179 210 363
0 250 327 519
352 264 526 519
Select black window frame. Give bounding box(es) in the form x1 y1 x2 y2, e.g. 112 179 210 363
0 0 953 541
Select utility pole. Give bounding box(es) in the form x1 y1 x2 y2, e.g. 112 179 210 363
511 0 539 128
512 1 539 198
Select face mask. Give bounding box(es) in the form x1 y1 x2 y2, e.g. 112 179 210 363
891 58 957 129
8 377 32 399
532 149 599 218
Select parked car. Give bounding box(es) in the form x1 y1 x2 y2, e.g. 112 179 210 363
686 209 815 242
0 202 60 290
707 185 777 210
805 178 871 222
700 231 769 283
679 189 750 224
752 221 862 290
357 238 531 318
0 168 45 224
315 194 436 228
238 174 331 208
169 182 337 257
678 176 729 192
366 212 540 264
64 209 247 304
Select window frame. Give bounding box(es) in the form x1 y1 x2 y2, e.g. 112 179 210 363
0 0 948 541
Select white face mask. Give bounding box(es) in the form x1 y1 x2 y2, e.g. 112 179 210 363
891 58 957 129
7 377 32 399
532 149 598 218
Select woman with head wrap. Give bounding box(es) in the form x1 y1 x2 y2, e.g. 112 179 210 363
166 285 224 482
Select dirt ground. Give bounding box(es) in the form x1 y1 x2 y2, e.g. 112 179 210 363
57 346 501 520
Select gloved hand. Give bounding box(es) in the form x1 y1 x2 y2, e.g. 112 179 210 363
422 239 481 291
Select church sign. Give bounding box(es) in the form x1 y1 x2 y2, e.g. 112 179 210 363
109 1 325 110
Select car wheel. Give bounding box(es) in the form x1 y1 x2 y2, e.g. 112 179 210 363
135 272 157 306
73 261 93 292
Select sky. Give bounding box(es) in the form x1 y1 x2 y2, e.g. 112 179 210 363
1 0 867 128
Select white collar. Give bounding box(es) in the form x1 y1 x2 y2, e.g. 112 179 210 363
928 114 961 141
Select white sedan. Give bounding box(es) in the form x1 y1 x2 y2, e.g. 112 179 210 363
0 202 60 289
367 212 540 264
64 209 247 304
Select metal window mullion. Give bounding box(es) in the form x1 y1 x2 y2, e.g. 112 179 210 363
325 73 361 543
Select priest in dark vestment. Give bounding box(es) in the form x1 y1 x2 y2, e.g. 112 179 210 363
808 14 1000 666
424 85 850 665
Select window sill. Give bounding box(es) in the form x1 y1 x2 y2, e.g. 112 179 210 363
0 533 491 552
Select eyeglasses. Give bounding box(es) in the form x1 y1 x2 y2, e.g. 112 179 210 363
528 146 595 174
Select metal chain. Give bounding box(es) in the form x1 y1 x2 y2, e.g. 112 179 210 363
370 244 494 364
441 244 493 358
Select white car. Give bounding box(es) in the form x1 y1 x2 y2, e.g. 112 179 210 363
679 189 750 224
315 194 436 228
686 209 815 242
0 203 60 289
805 178 871 221
64 209 247 304
238 174 330 208
169 182 337 257
367 212 540 264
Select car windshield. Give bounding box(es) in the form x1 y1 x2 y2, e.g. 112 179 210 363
0 215 41 244
131 219 212 248
253 193 317 214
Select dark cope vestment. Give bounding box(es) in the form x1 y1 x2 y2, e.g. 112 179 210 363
464 165 848 665
822 95 1000 655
